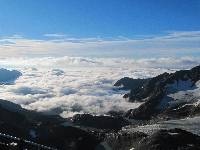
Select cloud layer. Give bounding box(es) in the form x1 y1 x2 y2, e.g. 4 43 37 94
0 56 199 118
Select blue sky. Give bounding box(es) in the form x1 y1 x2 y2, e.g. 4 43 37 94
0 0 199 58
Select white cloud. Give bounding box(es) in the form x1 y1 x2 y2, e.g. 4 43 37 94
0 56 199 69
0 56 199 118
0 31 199 58
43 33 66 38
10 86 49 95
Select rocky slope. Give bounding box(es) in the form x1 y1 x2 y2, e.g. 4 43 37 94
115 65 200 120
95 65 200 150
72 114 129 131
66 65 200 150
0 99 102 150
101 128 200 150
136 128 200 150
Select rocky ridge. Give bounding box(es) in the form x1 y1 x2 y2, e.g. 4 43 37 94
115 65 200 120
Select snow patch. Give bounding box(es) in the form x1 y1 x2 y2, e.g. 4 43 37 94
127 116 200 136
158 79 200 110
168 132 179 135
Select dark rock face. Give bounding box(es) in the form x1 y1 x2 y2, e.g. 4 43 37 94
114 73 169 102
129 72 169 101
72 114 130 131
114 77 149 102
136 128 200 150
37 125 100 150
116 65 200 102
0 100 101 150
159 103 200 119
122 65 200 120
124 88 164 120
114 77 148 91
0 69 22 84
106 110 125 117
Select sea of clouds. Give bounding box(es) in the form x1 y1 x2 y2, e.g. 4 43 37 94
0 56 199 118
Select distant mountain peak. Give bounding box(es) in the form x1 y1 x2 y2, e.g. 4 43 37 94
0 68 22 85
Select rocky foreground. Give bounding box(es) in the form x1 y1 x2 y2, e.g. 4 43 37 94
0 65 200 150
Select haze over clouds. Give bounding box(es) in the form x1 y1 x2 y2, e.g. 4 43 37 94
0 31 200 58
0 56 199 117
